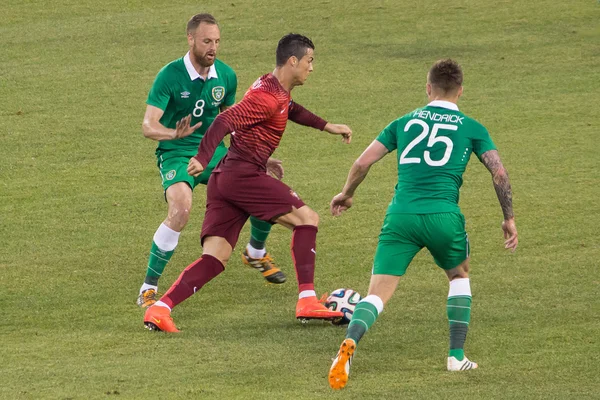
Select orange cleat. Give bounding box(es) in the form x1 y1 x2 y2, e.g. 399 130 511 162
143 305 180 333
329 338 356 390
296 296 344 321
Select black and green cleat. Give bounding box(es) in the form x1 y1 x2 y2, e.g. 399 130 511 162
241 249 287 284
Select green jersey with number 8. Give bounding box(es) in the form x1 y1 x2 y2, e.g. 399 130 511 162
146 52 237 158
376 100 496 214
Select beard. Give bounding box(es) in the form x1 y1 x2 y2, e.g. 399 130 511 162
192 47 215 67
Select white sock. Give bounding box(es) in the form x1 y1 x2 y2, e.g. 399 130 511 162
361 294 384 314
298 290 316 299
154 300 171 311
246 244 266 259
153 223 180 252
139 283 158 295
448 278 471 297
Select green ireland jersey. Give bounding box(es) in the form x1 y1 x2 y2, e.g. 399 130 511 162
376 100 496 214
146 52 237 158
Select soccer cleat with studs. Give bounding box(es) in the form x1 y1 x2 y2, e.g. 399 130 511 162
143 305 180 333
296 296 344 322
447 356 478 371
241 249 287 284
329 338 356 390
137 288 161 308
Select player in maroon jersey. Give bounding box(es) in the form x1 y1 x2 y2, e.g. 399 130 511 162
144 33 352 332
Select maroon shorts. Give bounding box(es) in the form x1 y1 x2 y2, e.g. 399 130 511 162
201 170 305 248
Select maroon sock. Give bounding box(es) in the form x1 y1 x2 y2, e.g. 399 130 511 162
160 254 224 309
290 225 318 293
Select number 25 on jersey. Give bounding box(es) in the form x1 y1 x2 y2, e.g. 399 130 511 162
400 119 456 167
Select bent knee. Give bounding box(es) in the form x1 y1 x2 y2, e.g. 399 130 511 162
167 204 191 227
301 208 319 226
448 270 469 280
202 236 232 266
206 249 230 266
446 260 470 280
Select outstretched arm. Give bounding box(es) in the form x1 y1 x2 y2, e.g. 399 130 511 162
289 101 352 144
480 150 518 251
288 101 327 130
142 105 202 141
330 140 389 216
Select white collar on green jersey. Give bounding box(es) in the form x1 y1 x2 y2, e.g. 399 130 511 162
427 100 459 111
184 52 218 81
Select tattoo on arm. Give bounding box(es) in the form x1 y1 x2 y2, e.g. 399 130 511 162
481 150 514 220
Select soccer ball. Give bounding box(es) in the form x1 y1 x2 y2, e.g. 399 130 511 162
325 288 362 325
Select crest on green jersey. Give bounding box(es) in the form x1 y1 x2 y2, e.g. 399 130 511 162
212 86 225 102
165 170 176 180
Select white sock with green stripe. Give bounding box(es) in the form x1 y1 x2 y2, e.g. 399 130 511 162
142 223 180 291
447 278 472 361
346 295 384 344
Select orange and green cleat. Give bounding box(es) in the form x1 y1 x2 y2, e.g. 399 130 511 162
329 338 356 390
137 288 160 308
296 296 344 321
241 249 286 284
143 305 180 333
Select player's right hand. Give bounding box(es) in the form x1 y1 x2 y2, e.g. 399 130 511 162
174 114 202 139
324 123 352 144
187 157 205 177
330 193 353 216
502 218 518 252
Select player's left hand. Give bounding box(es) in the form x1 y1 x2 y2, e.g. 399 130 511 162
187 157 205 177
266 158 284 180
330 192 353 216
324 123 352 144
502 218 518 252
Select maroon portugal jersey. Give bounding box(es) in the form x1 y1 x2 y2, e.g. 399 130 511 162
195 73 327 171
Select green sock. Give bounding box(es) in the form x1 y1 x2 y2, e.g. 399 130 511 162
447 295 472 361
346 301 380 344
249 216 272 250
144 241 175 286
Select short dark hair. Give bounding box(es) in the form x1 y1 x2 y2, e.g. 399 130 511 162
276 33 315 67
428 59 463 93
187 13 218 34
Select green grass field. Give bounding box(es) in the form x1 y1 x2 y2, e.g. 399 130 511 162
2 0 599 398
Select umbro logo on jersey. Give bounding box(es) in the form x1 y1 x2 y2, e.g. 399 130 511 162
181 91 190 99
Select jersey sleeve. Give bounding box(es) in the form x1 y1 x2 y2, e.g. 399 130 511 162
472 124 497 160
288 101 327 130
375 120 398 152
146 67 172 111
224 70 237 107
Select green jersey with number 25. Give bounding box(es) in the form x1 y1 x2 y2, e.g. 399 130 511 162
376 100 496 214
146 52 237 157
